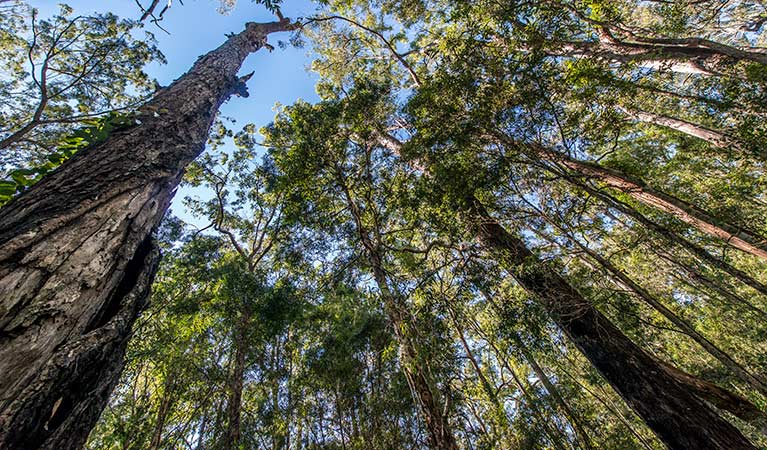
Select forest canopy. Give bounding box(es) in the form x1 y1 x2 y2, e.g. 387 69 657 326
1 0 766 449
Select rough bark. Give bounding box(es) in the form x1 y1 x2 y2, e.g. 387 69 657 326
532 218 767 399
465 195 758 450
0 18 295 450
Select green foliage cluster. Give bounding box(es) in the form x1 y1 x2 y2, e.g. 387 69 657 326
43 0 767 448
0 112 134 206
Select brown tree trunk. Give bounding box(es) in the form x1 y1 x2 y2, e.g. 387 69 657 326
532 219 767 399
464 195 758 450
0 18 295 450
570 176 767 296
149 373 177 450
338 174 459 450
527 142 767 261
226 310 251 449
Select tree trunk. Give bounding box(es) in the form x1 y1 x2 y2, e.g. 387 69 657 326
570 176 767 296
397 336 460 450
479 326 570 450
0 18 295 450
555 27 767 75
464 195 758 450
513 334 594 450
337 172 460 450
532 219 767 399
526 141 767 260
149 373 177 450
226 310 251 449
623 109 736 148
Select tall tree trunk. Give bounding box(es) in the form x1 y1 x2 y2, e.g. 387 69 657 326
554 26 767 75
479 327 570 450
398 336 459 450
226 310 251 449
570 176 767 296
531 218 767 399
0 18 295 450
378 277 459 450
622 109 737 149
337 173 459 450
657 250 767 318
149 373 177 450
463 195 758 450
480 289 595 450
521 140 767 260
512 333 594 450
196 410 209 450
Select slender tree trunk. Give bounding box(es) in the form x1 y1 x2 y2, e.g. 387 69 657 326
383 289 459 450
0 18 295 450
524 140 767 260
658 250 767 318
556 363 656 450
338 173 459 450
226 309 251 449
570 176 767 296
480 328 570 450
622 109 736 148
196 410 208 450
532 218 767 399
555 26 767 74
479 287 591 447
149 374 177 450
446 305 496 403
464 195 758 450
513 334 594 450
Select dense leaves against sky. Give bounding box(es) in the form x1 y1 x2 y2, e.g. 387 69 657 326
2 0 767 448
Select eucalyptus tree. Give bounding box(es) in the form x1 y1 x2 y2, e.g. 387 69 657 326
181 140 299 449
0 8 297 449
263 84 463 449
271 0 767 440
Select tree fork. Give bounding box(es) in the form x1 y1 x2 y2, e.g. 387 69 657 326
0 18 296 450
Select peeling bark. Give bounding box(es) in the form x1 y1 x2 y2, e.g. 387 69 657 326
623 109 737 149
0 18 295 450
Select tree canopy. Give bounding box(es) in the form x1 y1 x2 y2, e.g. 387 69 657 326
2 0 767 448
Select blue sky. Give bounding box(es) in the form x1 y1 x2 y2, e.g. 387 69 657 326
31 0 322 225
